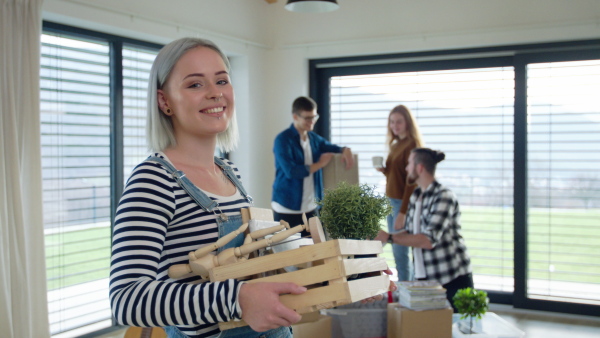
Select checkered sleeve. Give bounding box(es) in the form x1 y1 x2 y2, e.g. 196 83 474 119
421 189 457 247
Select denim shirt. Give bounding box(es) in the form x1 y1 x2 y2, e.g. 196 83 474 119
272 123 344 210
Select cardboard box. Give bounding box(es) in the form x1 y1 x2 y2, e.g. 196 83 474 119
292 314 332 338
387 304 452 338
296 310 321 324
323 154 359 191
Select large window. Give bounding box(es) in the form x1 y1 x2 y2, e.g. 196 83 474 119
526 60 600 305
41 24 160 337
312 41 600 316
41 33 112 335
330 67 515 293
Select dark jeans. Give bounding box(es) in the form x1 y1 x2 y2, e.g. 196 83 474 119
273 209 318 237
443 273 474 313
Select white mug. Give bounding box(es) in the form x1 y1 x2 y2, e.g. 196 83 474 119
372 156 384 168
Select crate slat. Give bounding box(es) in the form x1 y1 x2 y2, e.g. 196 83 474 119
343 257 388 275
211 240 341 281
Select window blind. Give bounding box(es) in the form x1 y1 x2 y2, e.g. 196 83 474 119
526 59 600 305
122 44 157 180
41 33 112 335
330 66 515 292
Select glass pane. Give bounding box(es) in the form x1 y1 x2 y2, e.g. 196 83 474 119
526 59 600 305
330 66 515 292
41 32 112 335
122 45 158 181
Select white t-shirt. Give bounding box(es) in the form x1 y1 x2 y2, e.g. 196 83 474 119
413 195 427 279
271 135 318 214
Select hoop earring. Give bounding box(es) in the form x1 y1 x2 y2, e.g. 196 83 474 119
165 108 172 115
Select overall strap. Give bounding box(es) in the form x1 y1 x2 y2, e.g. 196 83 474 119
147 156 219 213
213 156 254 205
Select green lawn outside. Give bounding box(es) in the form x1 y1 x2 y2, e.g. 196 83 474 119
45 226 111 290
45 207 600 290
381 206 600 284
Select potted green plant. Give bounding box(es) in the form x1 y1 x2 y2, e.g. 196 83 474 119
453 287 489 334
317 182 391 240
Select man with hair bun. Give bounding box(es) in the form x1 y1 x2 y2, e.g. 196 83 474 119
376 147 473 312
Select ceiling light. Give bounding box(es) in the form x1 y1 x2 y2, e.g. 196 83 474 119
285 0 339 13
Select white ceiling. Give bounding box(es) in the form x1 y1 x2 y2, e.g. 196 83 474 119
44 0 600 50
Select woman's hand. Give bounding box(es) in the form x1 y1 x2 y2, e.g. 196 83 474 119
375 167 385 173
239 282 306 332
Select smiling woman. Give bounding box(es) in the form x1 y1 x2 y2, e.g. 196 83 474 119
157 47 233 150
146 40 238 155
109 38 304 338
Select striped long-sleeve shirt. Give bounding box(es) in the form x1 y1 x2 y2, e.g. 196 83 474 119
109 153 249 337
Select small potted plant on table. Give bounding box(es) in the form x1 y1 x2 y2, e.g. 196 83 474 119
453 287 489 334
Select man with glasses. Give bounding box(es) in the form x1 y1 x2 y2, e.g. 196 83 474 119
272 96 354 234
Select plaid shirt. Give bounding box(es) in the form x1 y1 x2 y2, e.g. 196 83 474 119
405 180 472 285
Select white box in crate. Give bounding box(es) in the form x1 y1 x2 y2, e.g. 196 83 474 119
324 308 387 338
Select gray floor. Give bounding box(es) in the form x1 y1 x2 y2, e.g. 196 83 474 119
97 305 600 338
490 304 600 338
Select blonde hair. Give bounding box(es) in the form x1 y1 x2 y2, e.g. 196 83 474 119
386 104 423 149
146 37 238 153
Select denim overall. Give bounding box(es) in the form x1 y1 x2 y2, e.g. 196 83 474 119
148 156 291 338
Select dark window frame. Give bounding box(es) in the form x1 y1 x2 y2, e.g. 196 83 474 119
43 20 162 226
310 39 600 317
42 21 163 337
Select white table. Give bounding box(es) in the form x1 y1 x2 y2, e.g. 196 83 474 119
452 312 525 338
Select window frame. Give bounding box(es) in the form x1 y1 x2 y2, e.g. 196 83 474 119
310 39 600 317
42 21 163 337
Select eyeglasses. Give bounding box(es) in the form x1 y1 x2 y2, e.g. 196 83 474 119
299 114 319 122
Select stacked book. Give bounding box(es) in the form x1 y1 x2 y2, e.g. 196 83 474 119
397 280 449 310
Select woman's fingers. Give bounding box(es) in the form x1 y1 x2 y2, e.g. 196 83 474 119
239 282 306 332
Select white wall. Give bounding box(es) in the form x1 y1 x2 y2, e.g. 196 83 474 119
42 0 273 203
43 0 600 207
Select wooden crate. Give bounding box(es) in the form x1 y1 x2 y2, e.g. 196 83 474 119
215 238 390 330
